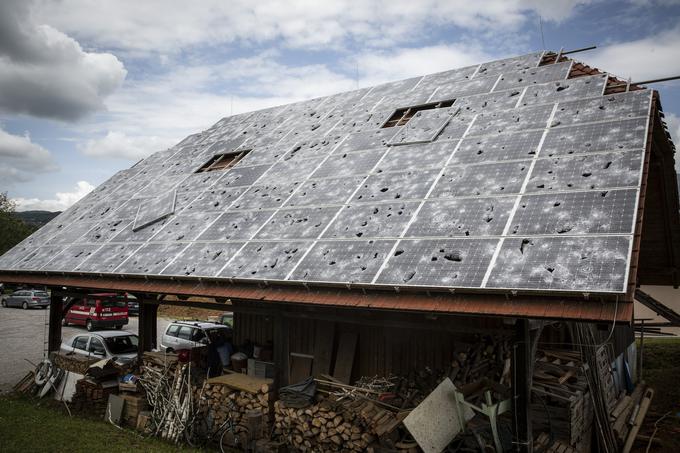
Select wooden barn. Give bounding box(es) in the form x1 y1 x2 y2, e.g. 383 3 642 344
2 49 679 452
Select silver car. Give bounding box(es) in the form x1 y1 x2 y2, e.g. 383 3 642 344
60 331 139 361
2 289 50 309
161 321 232 353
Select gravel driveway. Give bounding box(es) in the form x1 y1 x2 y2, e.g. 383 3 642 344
0 304 171 393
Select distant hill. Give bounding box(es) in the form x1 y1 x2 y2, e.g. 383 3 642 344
14 210 61 228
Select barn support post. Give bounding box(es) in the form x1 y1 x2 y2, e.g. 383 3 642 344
48 291 63 353
512 318 533 453
138 301 158 361
273 311 290 389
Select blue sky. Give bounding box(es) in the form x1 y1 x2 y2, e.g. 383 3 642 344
1 0 679 211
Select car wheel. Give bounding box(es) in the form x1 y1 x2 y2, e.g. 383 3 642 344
166 348 174 353
22 302 28 310
1 300 6 307
61 318 69 327
115 325 123 330
86 320 94 332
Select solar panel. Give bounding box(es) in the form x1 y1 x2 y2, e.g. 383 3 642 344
375 238 499 287
406 198 516 237
290 239 396 283
323 202 419 239
507 189 638 235
0 51 654 296
485 236 630 292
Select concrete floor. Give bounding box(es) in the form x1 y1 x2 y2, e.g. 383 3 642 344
0 305 171 393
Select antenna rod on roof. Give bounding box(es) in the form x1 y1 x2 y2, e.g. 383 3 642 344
608 75 680 88
561 45 597 55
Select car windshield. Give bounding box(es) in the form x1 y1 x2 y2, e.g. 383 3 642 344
34 291 49 298
100 298 127 308
104 335 138 354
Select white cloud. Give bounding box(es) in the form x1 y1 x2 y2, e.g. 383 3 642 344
0 126 58 184
14 181 94 212
33 0 589 55
587 26 680 81
79 131 176 161
0 0 127 121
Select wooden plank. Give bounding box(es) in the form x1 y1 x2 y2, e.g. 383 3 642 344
312 320 335 377
289 353 314 384
333 332 358 384
207 372 273 394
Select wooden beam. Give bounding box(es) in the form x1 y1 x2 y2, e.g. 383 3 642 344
48 292 63 353
138 301 158 362
273 314 290 389
512 318 533 453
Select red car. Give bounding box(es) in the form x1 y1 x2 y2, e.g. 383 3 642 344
62 293 129 331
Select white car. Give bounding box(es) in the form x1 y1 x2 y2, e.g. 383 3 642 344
60 331 139 361
160 321 232 353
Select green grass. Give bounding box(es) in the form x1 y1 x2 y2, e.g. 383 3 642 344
0 396 202 453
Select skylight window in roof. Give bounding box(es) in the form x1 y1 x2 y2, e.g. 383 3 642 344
196 149 251 173
382 99 455 128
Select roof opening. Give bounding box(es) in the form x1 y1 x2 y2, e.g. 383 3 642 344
382 99 455 128
196 150 251 173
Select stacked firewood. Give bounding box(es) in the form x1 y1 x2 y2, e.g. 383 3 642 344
70 378 116 417
198 381 273 438
53 353 97 374
273 393 407 452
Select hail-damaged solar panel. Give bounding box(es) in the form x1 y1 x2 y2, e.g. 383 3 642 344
485 236 630 292
375 238 499 287
133 190 177 232
0 51 654 297
406 198 515 237
387 109 451 145
507 189 638 235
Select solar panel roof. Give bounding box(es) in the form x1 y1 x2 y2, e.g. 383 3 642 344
0 51 653 296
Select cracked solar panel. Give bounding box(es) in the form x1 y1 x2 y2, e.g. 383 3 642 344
431 74 498 101
76 244 141 273
452 90 523 116
520 74 607 106
468 104 554 136
323 202 418 239
377 140 458 173
198 211 272 241
133 190 176 231
450 131 543 165
183 187 245 213
151 212 221 242
232 182 301 210
485 236 630 292
75 219 132 244
476 52 544 78
508 189 637 236
286 176 364 207
13 246 66 270
376 239 498 287
311 149 384 179
494 62 571 91
161 242 244 277
552 90 651 126
222 241 309 280
353 170 439 203
406 198 515 237
114 243 186 274
42 244 100 271
432 161 530 198
255 207 338 239
290 240 396 283
336 128 397 153
388 110 451 145
526 151 643 192
542 118 648 156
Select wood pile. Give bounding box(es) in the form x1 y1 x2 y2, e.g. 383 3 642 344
198 373 273 444
610 383 653 450
273 393 408 452
70 378 118 417
53 353 98 374
534 433 579 453
531 350 593 452
121 393 149 427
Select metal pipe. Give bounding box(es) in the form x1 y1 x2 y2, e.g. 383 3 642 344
609 75 680 88
561 45 597 55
